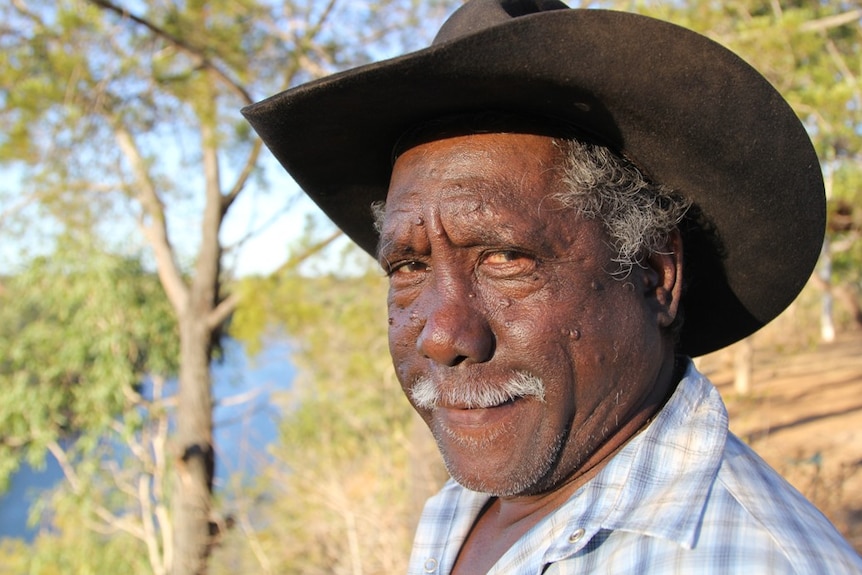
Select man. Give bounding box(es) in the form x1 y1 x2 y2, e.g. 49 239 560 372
244 1 862 573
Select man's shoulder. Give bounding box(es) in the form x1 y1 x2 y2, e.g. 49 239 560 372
702 432 862 573
541 428 862 575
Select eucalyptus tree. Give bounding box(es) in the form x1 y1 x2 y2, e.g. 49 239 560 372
0 1 458 573
0 238 179 574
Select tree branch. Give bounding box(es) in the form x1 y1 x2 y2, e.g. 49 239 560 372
221 192 301 262
273 228 344 277
824 38 861 114
194 100 224 308
0 193 40 227
46 440 81 493
151 374 174 572
9 0 44 26
209 228 343 329
208 293 238 331
265 0 341 92
800 9 862 33
238 508 273 574
85 0 253 105
93 504 148 541
140 474 168 575
222 139 262 213
114 123 189 315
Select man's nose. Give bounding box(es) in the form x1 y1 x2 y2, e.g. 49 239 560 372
416 285 495 367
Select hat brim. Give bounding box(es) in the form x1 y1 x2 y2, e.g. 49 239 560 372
242 8 824 357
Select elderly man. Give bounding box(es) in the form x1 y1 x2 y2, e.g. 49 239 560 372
244 0 862 573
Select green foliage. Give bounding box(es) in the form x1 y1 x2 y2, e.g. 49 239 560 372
0 236 179 491
9 371 178 574
0 236 177 573
0 1 460 572
0 514 151 575
0 1 461 572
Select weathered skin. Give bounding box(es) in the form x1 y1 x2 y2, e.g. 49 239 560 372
378 132 683 573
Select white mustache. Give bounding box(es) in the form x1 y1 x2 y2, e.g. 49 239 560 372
410 371 546 410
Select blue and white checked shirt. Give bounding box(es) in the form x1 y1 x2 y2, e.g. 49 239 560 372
407 361 862 574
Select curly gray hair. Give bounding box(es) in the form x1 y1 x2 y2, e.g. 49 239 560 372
554 138 691 275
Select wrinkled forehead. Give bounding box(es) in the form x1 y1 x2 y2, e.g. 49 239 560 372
386 131 566 210
379 130 587 257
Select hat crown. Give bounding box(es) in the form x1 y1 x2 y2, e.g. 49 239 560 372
433 0 569 44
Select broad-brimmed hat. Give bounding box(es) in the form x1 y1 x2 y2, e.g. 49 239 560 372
242 0 825 357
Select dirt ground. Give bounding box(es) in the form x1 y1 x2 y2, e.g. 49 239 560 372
695 329 862 554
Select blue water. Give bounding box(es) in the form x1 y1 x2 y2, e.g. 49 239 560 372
0 337 295 541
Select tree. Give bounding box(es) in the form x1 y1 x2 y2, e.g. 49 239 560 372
0 1 459 573
0 236 178 574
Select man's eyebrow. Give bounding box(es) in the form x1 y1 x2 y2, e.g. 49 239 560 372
375 233 420 267
376 232 422 253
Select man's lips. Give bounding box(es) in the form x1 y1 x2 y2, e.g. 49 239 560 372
436 396 521 429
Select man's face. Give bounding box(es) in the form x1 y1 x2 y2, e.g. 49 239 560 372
379 132 675 497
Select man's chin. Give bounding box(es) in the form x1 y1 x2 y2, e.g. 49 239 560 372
434 430 567 498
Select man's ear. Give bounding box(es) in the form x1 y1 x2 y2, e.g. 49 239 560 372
642 228 683 329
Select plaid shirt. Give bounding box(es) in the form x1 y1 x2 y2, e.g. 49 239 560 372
407 361 862 574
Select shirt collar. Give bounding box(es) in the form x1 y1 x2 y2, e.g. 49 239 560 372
539 360 728 565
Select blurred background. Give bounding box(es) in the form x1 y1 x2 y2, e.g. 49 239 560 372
0 1 860 573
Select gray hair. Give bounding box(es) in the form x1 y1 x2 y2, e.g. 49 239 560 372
371 200 387 234
554 138 690 275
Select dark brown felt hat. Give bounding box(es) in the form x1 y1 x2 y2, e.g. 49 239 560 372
242 0 825 357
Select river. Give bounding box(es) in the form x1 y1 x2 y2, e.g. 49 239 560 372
0 337 295 541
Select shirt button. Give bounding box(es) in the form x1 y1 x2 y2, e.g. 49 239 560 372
424 557 438 572
568 527 586 543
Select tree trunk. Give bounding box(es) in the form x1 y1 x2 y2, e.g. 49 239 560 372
820 237 836 342
834 282 862 329
173 313 216 575
733 337 754 396
171 82 225 575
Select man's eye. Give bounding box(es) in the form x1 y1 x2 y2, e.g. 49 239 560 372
480 250 536 276
482 250 532 265
390 260 429 276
